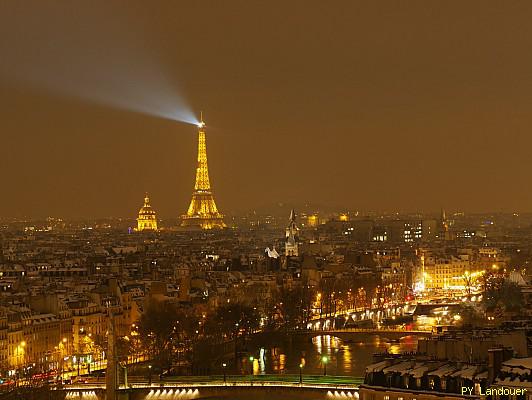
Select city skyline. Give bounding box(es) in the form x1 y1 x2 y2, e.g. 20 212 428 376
1 2 531 399
2 2 532 218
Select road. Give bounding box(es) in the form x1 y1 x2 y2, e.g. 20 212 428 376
64 374 364 389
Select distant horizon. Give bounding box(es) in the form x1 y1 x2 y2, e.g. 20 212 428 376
1 206 530 223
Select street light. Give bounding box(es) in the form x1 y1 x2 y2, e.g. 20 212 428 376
148 365 152 386
16 341 26 378
299 363 303 384
222 363 227 384
249 356 254 383
321 355 328 376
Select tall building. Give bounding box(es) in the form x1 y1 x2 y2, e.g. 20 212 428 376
439 208 452 240
181 116 226 229
441 208 448 233
285 209 299 256
421 218 437 241
136 193 158 231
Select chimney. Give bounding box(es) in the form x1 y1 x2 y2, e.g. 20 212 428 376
488 347 513 383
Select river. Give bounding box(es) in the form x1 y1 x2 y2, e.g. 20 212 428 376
236 333 418 377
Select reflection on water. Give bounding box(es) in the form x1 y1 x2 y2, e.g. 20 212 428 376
342 345 352 374
280 353 287 370
258 348 265 374
240 334 417 377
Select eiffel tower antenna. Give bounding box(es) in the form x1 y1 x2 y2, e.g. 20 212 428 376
198 111 206 128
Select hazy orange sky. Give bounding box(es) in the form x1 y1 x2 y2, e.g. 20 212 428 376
1 1 532 218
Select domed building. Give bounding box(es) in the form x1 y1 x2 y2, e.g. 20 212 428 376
136 193 158 231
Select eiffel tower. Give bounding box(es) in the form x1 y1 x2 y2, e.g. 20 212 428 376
181 114 226 229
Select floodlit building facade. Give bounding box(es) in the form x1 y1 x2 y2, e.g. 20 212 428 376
136 193 158 231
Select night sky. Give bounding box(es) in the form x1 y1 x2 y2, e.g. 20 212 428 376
1 1 532 218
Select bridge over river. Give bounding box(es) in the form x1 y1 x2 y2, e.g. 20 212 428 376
301 327 433 341
60 376 362 400
308 302 460 330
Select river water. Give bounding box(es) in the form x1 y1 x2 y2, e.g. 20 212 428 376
237 334 418 378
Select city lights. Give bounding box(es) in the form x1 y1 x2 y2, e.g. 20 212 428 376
0 3 530 399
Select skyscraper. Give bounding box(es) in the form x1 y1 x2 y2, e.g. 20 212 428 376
181 115 226 229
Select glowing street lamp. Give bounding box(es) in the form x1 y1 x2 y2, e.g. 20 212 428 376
15 341 26 372
222 362 227 383
248 356 255 383
321 355 328 376
299 363 303 384
58 338 68 380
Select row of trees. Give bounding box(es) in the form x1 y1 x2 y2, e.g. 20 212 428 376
129 276 389 370
483 275 523 313
123 271 525 372
129 285 319 370
136 303 198 369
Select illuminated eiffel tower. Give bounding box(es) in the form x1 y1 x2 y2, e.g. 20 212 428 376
181 113 226 229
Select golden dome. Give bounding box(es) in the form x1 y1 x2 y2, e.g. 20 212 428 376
139 195 156 215
136 193 158 231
